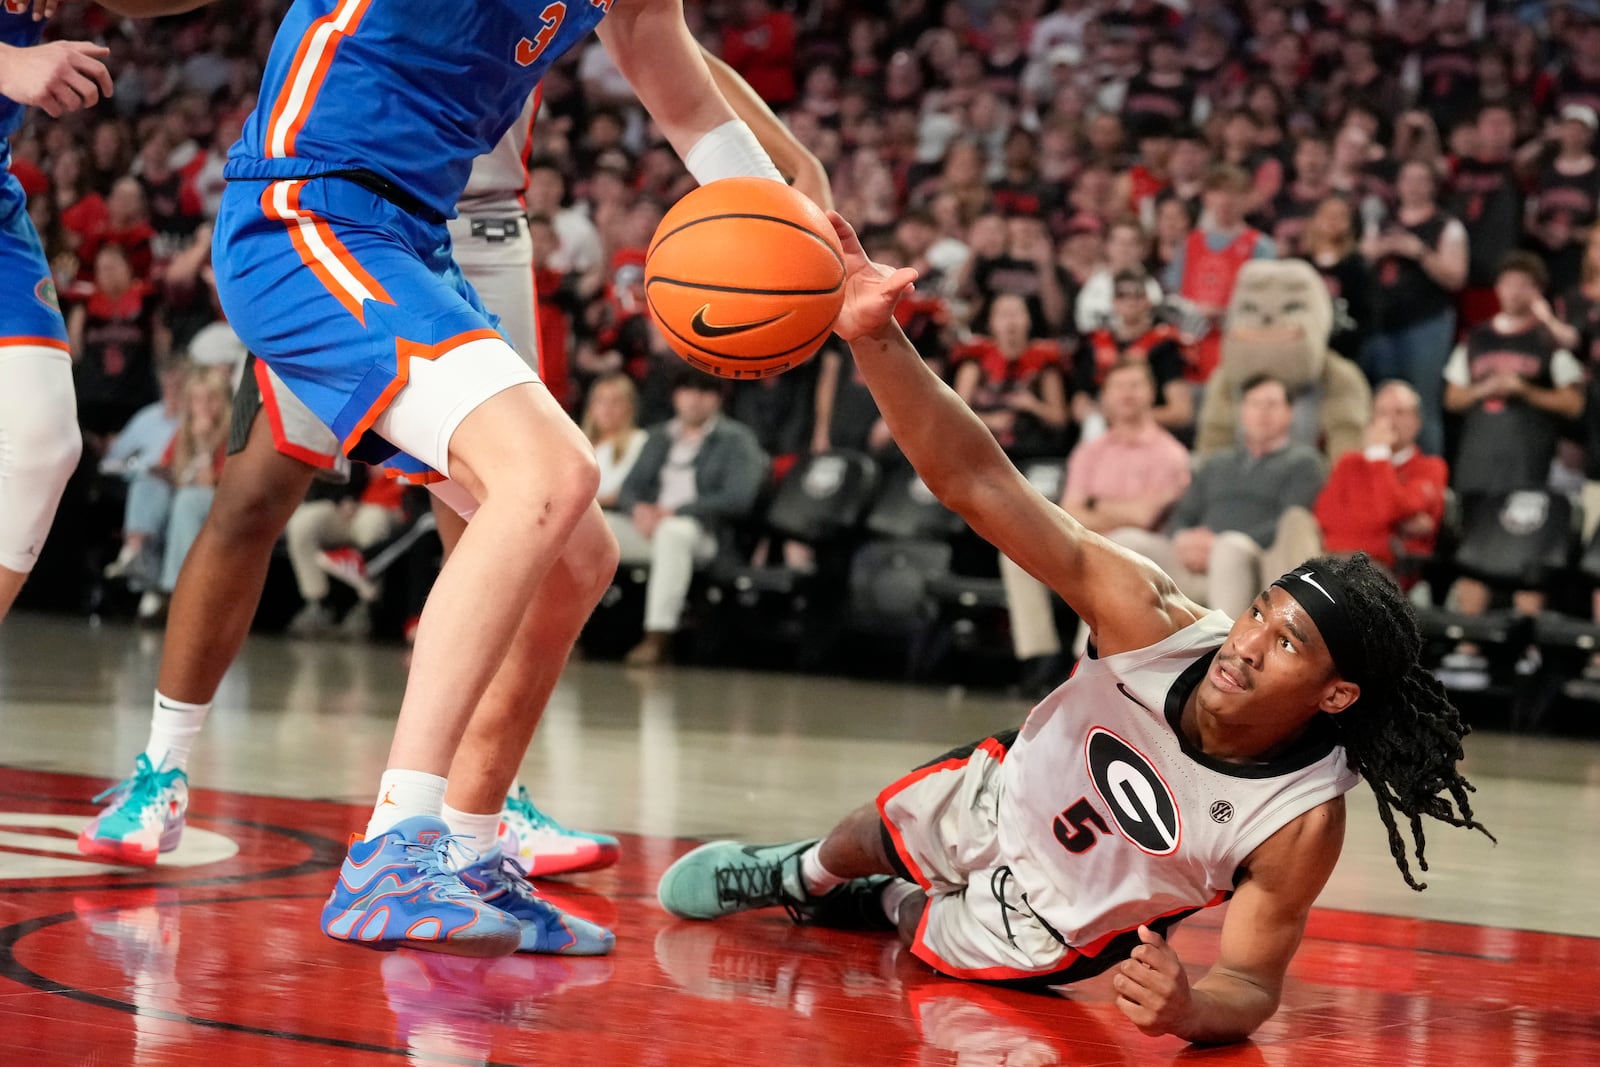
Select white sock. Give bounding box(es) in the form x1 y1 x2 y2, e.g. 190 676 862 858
800 842 847 897
881 880 921 927
441 802 503 869
364 769 447 839
144 692 211 772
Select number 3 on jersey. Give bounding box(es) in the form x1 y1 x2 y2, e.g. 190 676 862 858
516 0 614 68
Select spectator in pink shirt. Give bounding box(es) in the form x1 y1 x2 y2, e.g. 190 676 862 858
999 360 1192 695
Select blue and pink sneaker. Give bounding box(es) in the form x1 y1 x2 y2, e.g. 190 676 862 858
321 816 522 957
456 846 615 955
78 754 189 866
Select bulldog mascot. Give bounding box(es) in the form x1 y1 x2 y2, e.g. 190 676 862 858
1194 259 1371 459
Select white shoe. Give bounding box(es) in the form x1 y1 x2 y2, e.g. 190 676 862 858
136 591 166 621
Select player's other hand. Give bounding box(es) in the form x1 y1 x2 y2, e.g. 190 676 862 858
826 211 918 342
0 40 112 117
29 0 63 21
1113 925 1193 1037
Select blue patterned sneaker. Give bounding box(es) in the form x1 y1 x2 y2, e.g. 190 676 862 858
78 754 189 866
320 816 521 957
457 847 615 955
657 840 820 921
496 786 620 877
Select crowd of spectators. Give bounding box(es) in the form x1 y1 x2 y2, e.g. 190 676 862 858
17 0 1600 685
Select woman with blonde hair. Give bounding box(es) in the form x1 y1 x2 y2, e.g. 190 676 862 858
582 373 648 509
105 364 232 620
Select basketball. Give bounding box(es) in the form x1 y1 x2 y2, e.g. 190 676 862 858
645 177 846 380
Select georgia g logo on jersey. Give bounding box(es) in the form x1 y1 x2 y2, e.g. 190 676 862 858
1085 727 1181 855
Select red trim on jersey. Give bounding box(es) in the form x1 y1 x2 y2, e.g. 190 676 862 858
1075 892 1229 958
0 337 70 353
911 889 1229 983
516 84 544 210
255 358 339 469
876 737 1010 892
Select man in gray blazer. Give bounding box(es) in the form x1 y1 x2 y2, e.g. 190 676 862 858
613 371 769 665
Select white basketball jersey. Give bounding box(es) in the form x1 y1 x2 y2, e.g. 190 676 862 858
997 611 1359 951
458 91 540 217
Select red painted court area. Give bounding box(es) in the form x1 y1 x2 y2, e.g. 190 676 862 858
1 766 1595 1066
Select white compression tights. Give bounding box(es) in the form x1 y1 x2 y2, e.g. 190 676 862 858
0 347 82 574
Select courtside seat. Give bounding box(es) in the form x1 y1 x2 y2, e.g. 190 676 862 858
1530 526 1600 677
910 458 1067 678
1452 489 1575 586
864 464 966 542
695 451 880 667
1419 490 1576 695
1418 490 1576 642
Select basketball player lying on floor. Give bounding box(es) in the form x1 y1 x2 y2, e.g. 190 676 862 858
658 214 1495 1043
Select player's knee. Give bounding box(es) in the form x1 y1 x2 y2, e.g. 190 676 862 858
16 416 83 494
482 441 599 530
207 479 293 547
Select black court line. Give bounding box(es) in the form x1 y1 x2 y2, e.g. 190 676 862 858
0 784 347 893
0 893 529 1067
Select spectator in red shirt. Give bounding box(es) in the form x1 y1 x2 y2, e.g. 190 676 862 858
722 0 797 106
1313 381 1448 574
77 177 156 284
1165 163 1277 383
52 147 107 255
69 244 160 442
951 293 1072 459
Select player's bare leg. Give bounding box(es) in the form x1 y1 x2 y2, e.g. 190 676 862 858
156 416 315 704
443 502 616 817
658 799 905 929
323 383 610 956
383 383 598 779
80 414 315 864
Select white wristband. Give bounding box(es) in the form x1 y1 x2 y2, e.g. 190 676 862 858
684 119 784 186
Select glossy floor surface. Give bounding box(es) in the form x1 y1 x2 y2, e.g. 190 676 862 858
2 616 1598 1065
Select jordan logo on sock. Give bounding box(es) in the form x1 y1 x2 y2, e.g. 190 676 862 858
380 786 398 807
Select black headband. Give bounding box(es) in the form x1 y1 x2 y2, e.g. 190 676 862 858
1271 566 1364 689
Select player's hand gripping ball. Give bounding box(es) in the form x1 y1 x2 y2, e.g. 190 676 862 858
645 177 846 379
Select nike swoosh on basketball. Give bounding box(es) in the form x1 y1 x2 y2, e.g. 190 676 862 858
690 306 786 338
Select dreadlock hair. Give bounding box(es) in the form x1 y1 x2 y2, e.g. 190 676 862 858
1305 553 1495 891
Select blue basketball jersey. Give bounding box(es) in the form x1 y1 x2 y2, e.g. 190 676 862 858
226 0 611 219
0 4 47 146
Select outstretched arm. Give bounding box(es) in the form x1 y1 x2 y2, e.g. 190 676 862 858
829 213 1206 656
599 0 780 183
700 46 832 210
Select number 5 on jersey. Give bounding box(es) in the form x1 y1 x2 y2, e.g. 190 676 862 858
516 0 614 68
1054 797 1110 854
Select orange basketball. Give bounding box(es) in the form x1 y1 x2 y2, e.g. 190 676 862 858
645 177 846 379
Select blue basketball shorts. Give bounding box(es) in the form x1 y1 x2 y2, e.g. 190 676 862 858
0 169 69 352
213 175 538 481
